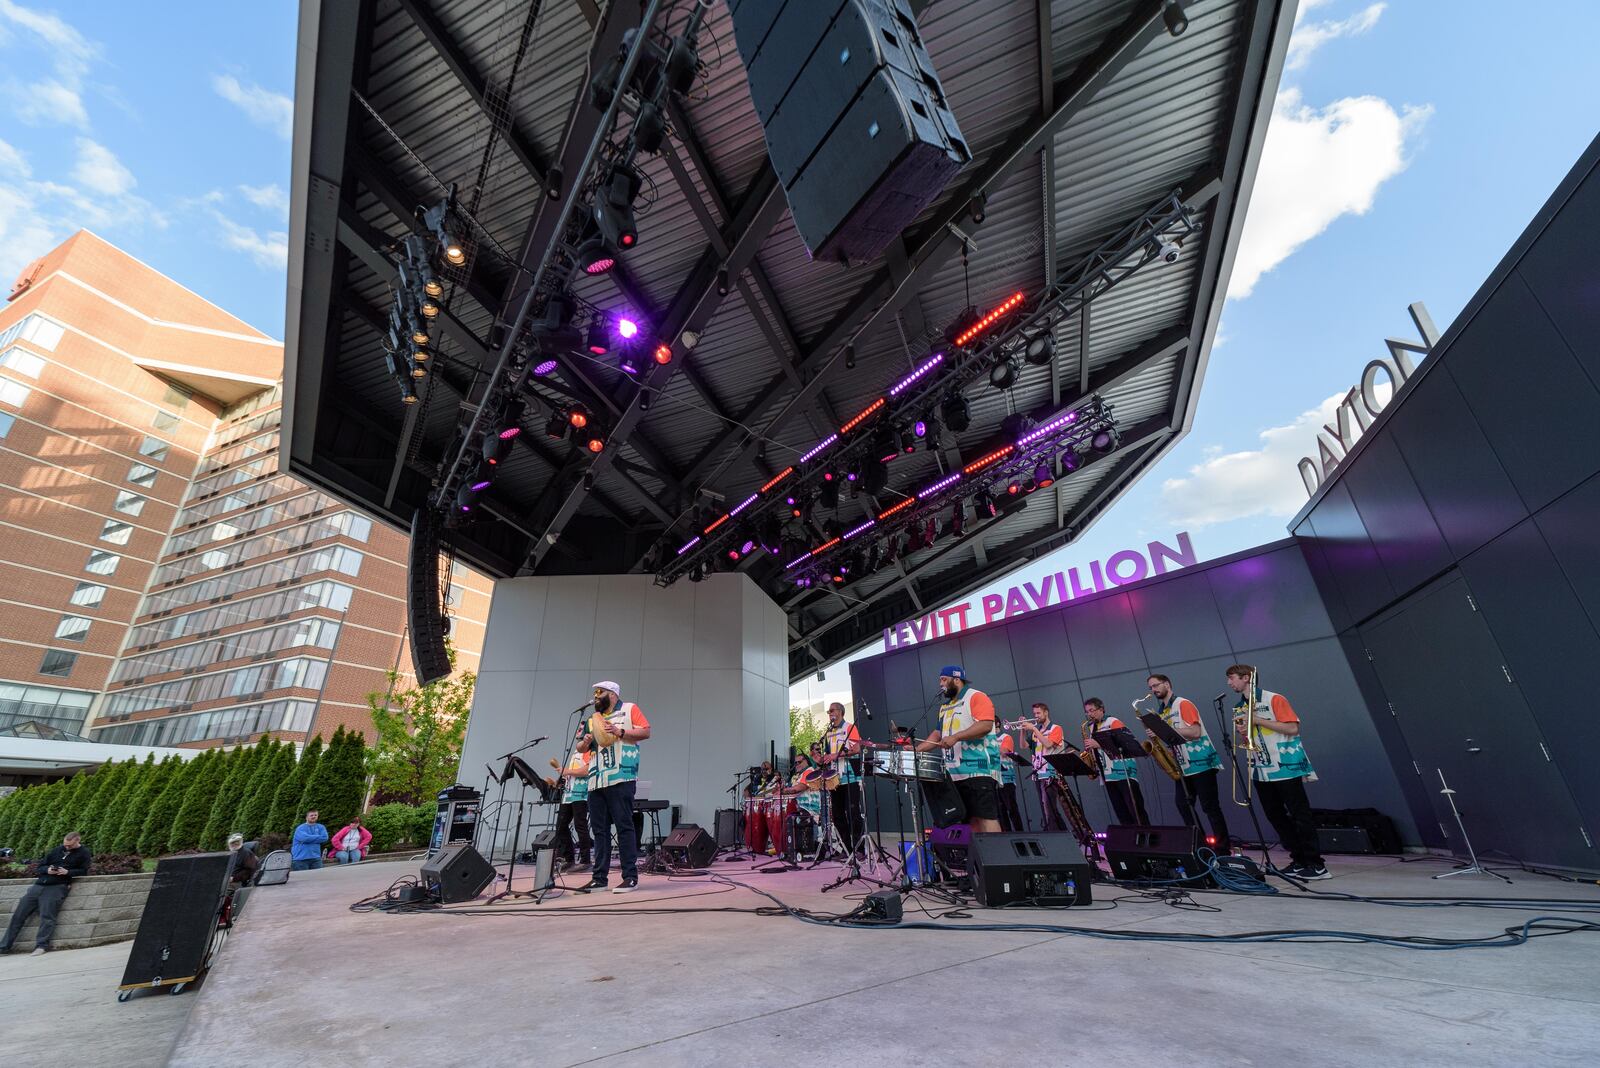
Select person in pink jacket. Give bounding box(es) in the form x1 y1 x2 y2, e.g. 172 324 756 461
329 817 372 863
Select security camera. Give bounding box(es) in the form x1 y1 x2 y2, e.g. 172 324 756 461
1157 239 1181 264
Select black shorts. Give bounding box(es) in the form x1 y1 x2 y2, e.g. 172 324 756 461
953 775 1000 821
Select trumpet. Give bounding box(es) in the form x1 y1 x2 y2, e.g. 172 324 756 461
1232 666 1260 807
1133 693 1183 782
1001 718 1035 732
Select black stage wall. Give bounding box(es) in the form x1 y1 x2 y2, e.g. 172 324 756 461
848 538 1423 845
1291 136 1600 872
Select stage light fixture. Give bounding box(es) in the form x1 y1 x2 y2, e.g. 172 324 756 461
594 165 641 251
410 364 427 380
716 268 729 297
545 412 569 440
1162 0 1189 37
619 353 641 375
634 100 667 154
422 277 443 299
638 390 650 412
1023 331 1055 366
1060 446 1082 473
845 345 856 370
653 343 673 365
1024 476 1037 493
968 193 987 224
974 490 997 519
941 391 971 433
410 322 430 346
455 485 476 513
568 407 590 430
583 471 596 491
533 358 558 376
412 346 429 364
575 228 618 275
482 432 507 466
586 435 606 454
587 322 612 355
820 477 839 509
419 295 440 319
913 419 928 439
1006 480 1021 496
616 317 640 341
1092 427 1119 453
898 428 915 454
399 381 418 405
1034 463 1054 489
864 457 889 496
990 358 1017 390
501 398 526 436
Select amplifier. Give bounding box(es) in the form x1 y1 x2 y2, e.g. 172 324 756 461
969 833 1093 908
1316 826 1375 854
661 824 717 869
1104 824 1214 887
713 808 741 849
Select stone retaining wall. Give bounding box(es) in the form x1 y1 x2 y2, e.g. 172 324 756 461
0 872 155 950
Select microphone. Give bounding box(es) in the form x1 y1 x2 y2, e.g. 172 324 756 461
1212 692 1227 708
859 698 873 720
571 703 591 716
527 735 548 746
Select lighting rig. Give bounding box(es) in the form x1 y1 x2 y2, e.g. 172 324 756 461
652 187 1200 587
429 0 706 529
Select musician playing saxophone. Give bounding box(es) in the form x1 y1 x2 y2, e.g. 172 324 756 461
1227 665 1327 880
1082 698 1150 825
1023 702 1071 832
1144 674 1230 853
914 666 1002 833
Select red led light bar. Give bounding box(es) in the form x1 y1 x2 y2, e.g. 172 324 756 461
953 291 1025 347
839 397 886 435
760 467 795 493
961 445 1014 475
877 498 916 521
705 514 730 534
810 536 841 557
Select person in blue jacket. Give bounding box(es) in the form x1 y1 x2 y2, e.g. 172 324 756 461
290 810 329 871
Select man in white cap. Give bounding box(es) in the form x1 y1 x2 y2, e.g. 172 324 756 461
576 681 651 893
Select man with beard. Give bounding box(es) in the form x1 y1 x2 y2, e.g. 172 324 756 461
575 681 651 894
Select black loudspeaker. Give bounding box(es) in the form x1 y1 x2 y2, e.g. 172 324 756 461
929 822 972 873
968 833 1093 908
120 853 232 991
660 824 717 869
919 779 966 828
713 808 740 849
407 508 451 685
1104 824 1214 887
729 0 970 263
1312 807 1401 853
420 842 495 904
1316 826 1375 854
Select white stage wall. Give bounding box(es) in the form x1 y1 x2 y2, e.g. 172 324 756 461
459 572 790 851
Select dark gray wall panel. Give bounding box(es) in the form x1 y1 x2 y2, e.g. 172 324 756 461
1292 524 1354 634
1334 630 1439 847
848 655 888 730
1209 543 1336 648
1059 592 1146 675
1446 273 1600 512
1013 680 1086 726
1459 517 1600 834
881 649 924 717
1126 570 1231 664
1387 365 1527 559
956 623 1020 696
1006 608 1077 688
915 638 964 699
1536 473 1600 630
1305 481 1394 624
1516 165 1600 387
1342 432 1453 596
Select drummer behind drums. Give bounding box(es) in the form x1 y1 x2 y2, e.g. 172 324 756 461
915 665 1003 834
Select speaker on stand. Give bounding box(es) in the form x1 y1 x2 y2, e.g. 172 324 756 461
408 507 451 686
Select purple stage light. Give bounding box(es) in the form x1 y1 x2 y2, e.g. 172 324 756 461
729 492 759 517
616 317 639 340
799 434 838 464
844 519 876 540
913 420 928 437
533 359 558 376
785 552 812 570
917 472 961 499
676 536 701 556
1018 408 1080 446
470 480 492 491
889 352 944 397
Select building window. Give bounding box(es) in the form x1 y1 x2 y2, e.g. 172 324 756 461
0 682 92 734
128 463 158 487
38 650 77 678
162 383 191 409
0 315 64 352
139 436 168 462
85 550 120 575
54 615 92 642
152 409 180 431
0 347 45 378
70 582 107 608
114 491 146 516
0 412 12 438
100 520 133 545
0 379 29 407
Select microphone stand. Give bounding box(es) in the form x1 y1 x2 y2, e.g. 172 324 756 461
1211 693 1276 873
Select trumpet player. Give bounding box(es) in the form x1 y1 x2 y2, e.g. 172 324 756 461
577 681 651 894
1023 702 1071 833
1082 698 1150 826
1145 674 1230 853
1226 665 1327 880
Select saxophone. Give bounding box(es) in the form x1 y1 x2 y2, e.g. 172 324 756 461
1134 694 1184 782
1080 719 1108 777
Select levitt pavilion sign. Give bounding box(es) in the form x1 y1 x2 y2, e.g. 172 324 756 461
882 532 1198 652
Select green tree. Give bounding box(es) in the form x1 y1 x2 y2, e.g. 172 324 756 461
267 735 322 835
41 765 102 854
138 753 204 857
0 788 23 847
367 657 475 805
201 741 265 850
239 742 292 840
76 758 136 849
105 755 163 854
16 781 63 858
169 749 230 853
301 727 366 832
789 705 825 756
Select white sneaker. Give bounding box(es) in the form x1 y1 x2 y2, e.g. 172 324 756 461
611 877 638 894
30 947 46 956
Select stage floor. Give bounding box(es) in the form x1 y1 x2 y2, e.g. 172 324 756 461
168 849 1600 1067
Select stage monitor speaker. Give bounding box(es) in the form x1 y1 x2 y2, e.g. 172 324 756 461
1104 824 1214 887
929 822 972 873
120 852 232 990
1316 826 1375 854
420 842 495 903
729 0 970 263
968 833 1093 908
661 824 717 869
713 808 741 849
407 507 451 685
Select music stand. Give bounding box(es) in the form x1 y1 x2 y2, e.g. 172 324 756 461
1138 713 1186 748
1093 728 1145 760
488 754 559 903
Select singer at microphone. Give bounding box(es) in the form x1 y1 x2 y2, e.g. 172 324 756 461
822 702 866 856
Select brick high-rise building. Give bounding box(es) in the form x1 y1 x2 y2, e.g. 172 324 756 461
0 231 488 749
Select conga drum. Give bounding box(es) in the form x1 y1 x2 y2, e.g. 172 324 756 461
744 797 768 853
767 794 796 856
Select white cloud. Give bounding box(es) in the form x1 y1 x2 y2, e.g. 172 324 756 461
1160 393 1348 527
238 182 289 216
0 0 97 128
71 138 135 196
213 212 288 269
1288 1 1385 71
1230 89 1430 299
212 74 293 140
14 79 88 126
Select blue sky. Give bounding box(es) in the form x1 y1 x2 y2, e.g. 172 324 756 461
0 2 1595 709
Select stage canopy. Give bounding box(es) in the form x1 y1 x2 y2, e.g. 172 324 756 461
284 0 1293 678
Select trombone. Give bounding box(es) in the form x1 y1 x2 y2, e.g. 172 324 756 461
1232 666 1260 807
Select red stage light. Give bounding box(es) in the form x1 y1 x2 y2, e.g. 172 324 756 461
877 498 916 521
953 291 1025 347
839 397 886 435
586 437 604 453
760 467 794 493
961 445 1014 476
653 344 672 365
569 410 589 429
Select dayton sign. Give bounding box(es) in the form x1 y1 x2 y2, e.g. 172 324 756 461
1298 302 1438 497
881 532 1198 652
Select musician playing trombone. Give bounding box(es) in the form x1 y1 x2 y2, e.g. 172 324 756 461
1226 665 1328 880
1082 698 1150 826
1143 674 1230 853
1022 701 1071 833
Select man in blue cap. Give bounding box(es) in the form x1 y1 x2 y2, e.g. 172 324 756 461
915 666 1003 833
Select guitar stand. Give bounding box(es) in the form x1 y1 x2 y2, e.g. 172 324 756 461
1431 770 1512 884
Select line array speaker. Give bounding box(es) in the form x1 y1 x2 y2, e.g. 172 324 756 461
729 0 970 264
408 507 451 685
120 852 232 990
